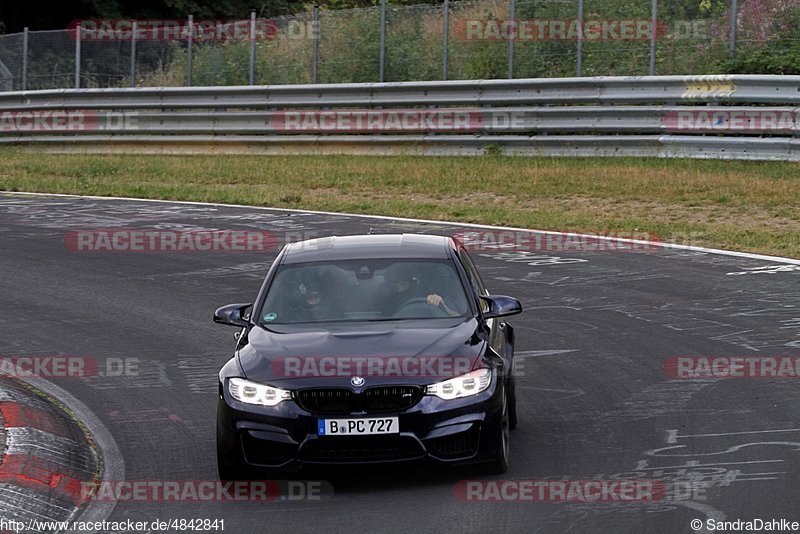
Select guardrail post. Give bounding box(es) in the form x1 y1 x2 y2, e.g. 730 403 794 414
75 24 81 89
442 0 449 81
313 6 320 84
249 10 256 85
187 14 194 87
508 0 516 79
22 27 28 91
576 0 584 77
730 0 738 61
379 0 387 82
649 0 657 76
130 21 137 87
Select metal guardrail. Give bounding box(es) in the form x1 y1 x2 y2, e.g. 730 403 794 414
0 75 799 160
2 106 799 134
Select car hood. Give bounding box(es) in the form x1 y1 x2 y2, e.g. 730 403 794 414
238 319 486 388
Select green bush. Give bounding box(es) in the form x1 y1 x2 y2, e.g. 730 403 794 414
134 0 799 86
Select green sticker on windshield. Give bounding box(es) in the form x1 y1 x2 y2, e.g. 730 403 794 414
263 312 278 322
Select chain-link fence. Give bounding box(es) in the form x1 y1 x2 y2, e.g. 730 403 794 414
0 0 797 91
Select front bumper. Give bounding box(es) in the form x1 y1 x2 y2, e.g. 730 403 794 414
217 378 504 469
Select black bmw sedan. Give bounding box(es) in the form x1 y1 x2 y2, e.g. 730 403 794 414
214 234 522 479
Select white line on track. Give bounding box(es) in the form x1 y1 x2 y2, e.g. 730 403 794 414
3 191 800 265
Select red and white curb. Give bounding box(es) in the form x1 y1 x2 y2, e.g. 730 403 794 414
0 381 100 534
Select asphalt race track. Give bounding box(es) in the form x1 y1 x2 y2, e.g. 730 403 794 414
1 192 799 534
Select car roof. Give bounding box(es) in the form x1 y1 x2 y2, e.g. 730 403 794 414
282 234 454 264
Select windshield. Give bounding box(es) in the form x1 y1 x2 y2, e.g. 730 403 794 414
259 258 471 325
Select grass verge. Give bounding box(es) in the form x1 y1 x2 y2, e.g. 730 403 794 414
1 149 798 258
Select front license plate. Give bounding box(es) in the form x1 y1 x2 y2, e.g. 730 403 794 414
318 417 399 436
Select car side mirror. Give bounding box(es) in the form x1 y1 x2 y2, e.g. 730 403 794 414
214 303 252 327
480 295 522 319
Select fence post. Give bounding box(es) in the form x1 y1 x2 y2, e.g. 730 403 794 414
75 24 81 89
130 21 137 87
22 27 28 91
649 0 657 76
379 0 387 82
730 0 738 61
442 0 449 81
576 0 584 77
313 6 320 84
187 14 194 86
249 10 256 85
508 0 516 79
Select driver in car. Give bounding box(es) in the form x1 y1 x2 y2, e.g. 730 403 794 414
384 269 462 317
285 276 336 322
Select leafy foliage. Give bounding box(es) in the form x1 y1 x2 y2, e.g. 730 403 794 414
2 0 799 86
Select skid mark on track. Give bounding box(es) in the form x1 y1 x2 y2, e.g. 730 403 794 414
0 199 349 237
107 408 197 443
148 261 274 280
593 379 747 425
521 386 586 402
478 251 589 267
515 349 580 358
573 378 800 525
108 408 184 424
84 360 171 390
176 354 227 395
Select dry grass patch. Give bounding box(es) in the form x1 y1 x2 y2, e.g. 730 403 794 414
1 150 798 257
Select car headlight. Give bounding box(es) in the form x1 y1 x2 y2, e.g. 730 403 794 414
229 377 292 406
426 368 492 400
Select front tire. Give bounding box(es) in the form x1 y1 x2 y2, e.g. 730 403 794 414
485 390 510 475
508 375 518 431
